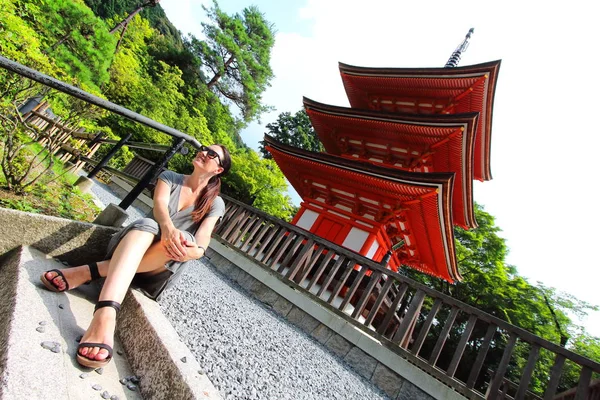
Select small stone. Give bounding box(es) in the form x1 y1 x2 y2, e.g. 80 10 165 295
180 356 187 363
39 321 47 326
58 304 64 309
41 341 61 353
95 367 104 375
117 350 124 356
126 382 137 391
36 326 45 333
92 384 102 391
110 396 119 400
129 376 140 384
41 341 56 350
76 335 83 343
119 378 129 385
198 369 205 375
79 373 88 379
101 391 111 399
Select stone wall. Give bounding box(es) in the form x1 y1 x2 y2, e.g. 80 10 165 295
0 207 118 265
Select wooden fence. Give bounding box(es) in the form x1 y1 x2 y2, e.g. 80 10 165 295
214 195 600 400
20 104 103 173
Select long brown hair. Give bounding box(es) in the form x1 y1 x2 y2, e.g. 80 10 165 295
191 144 231 223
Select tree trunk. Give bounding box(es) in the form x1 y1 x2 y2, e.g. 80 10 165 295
50 31 71 52
109 7 143 34
109 0 160 34
207 55 234 89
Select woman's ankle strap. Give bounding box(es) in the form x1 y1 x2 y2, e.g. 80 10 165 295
94 301 121 313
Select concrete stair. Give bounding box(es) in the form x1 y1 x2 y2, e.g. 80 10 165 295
0 246 221 400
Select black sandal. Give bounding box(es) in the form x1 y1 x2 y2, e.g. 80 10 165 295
40 262 101 292
76 300 121 369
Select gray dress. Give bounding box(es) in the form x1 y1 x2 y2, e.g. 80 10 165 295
105 170 225 299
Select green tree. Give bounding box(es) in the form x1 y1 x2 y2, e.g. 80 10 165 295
188 1 275 122
222 149 295 221
403 205 599 393
36 0 116 92
259 109 324 159
84 0 182 44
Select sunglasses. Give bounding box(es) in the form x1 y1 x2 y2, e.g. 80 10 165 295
200 145 222 166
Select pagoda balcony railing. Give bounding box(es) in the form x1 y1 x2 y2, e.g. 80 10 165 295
215 195 600 400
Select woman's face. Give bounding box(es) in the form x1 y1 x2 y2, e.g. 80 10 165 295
193 144 224 175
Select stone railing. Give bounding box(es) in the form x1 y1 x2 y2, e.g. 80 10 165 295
214 195 600 400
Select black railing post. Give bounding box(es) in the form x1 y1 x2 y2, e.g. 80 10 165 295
88 131 106 147
87 132 132 179
380 250 393 267
119 137 186 210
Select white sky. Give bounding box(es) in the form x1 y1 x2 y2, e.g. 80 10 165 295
161 0 600 337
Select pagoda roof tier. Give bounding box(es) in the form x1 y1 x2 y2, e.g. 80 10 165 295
264 135 461 282
339 60 501 181
304 97 479 229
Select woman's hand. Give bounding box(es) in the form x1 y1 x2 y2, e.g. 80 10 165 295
161 226 187 260
165 240 205 262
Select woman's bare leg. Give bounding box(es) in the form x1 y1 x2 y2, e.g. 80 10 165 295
78 230 173 361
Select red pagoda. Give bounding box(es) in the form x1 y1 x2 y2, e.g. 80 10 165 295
339 59 501 182
304 97 480 229
266 30 501 283
266 137 460 282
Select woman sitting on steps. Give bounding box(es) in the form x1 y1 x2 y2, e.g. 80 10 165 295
40 144 231 369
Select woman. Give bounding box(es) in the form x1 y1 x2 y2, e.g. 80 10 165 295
40 144 231 368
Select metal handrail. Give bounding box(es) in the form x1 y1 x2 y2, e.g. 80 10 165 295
0 56 201 210
0 55 201 149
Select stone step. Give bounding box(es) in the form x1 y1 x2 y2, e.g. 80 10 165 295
0 246 221 400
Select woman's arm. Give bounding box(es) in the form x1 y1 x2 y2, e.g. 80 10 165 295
180 215 220 261
153 179 187 258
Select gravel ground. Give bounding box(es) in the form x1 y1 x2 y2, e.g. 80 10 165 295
159 262 391 400
86 177 391 400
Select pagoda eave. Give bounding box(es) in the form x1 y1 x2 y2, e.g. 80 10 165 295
303 97 479 229
265 136 460 282
338 60 501 182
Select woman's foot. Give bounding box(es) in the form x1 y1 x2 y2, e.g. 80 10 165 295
77 303 119 368
40 263 100 292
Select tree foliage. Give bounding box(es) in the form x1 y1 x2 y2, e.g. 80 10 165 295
2 3 598 394
403 204 599 393
188 1 275 122
84 0 182 45
221 149 295 221
37 0 116 93
259 109 324 159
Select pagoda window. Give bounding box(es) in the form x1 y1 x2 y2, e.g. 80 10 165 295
341 227 370 253
365 240 379 259
295 209 319 231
